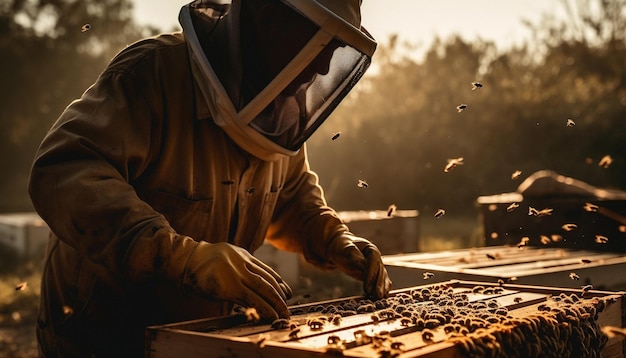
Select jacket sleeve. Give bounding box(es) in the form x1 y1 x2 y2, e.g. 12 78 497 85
265 145 349 269
28 43 182 279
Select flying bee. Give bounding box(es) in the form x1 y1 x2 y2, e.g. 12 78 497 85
444 157 464 172
581 284 593 295
507 203 520 212
551 235 563 242
423 272 435 280
566 118 576 127
511 170 522 180
15 282 28 291
456 103 468 113
583 202 599 212
536 208 554 217
387 204 397 217
599 155 613 168
434 208 446 218
540 235 551 245
595 235 609 244
81 23 91 32
569 272 580 281
562 223 578 231
357 179 368 188
471 81 483 90
331 131 341 140
62 305 74 317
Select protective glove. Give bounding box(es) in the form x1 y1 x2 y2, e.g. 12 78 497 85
326 234 392 300
167 238 292 321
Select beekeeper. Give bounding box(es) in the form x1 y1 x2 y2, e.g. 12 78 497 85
28 0 391 356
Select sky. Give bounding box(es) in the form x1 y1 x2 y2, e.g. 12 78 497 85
132 0 564 52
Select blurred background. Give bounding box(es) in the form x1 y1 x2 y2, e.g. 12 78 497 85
1 0 625 356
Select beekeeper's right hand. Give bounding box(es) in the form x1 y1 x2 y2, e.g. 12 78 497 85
167 238 292 321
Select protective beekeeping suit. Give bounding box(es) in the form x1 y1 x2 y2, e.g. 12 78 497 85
28 0 391 356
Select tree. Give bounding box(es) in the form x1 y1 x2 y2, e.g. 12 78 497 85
0 0 155 211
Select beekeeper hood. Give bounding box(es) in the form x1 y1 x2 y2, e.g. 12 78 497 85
180 0 376 161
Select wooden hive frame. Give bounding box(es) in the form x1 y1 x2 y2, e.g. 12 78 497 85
145 280 626 358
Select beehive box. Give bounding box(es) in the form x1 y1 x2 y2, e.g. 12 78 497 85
145 280 625 358
383 245 626 291
0 212 49 259
337 209 420 255
477 170 626 253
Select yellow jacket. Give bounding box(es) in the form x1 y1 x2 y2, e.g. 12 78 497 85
29 32 348 353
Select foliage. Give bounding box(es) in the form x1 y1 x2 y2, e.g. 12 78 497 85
0 0 156 212
1 0 625 222
308 0 626 219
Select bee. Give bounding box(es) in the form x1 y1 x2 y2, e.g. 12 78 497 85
497 279 505 286
288 327 301 339
357 179 369 188
308 319 325 330
511 170 522 180
444 157 464 172
514 297 523 303
507 203 520 212
456 103 468 113
599 155 613 168
536 208 554 216
423 272 435 280
569 272 580 280
620 225 626 233
221 179 235 185
594 235 609 244
244 307 260 322
390 341 405 350
581 284 593 295
62 305 74 317
327 335 342 345
15 282 28 291
331 131 341 140
486 253 497 260
551 235 563 242
581 259 592 264
583 202 599 212
387 204 397 217
566 118 576 127
540 235 552 245
331 314 342 325
422 330 435 341
517 236 530 248
434 208 446 218
271 318 290 329
562 223 578 231
471 81 483 90
81 23 91 32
